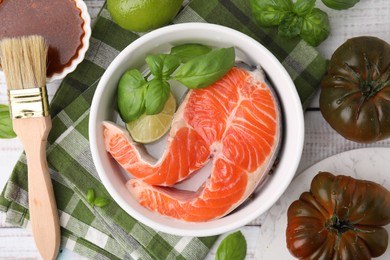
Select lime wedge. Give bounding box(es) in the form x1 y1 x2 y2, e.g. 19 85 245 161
126 93 176 143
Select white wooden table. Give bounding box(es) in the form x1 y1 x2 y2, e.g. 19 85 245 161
1 0 389 259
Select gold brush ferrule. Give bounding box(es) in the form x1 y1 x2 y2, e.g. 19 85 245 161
8 87 50 119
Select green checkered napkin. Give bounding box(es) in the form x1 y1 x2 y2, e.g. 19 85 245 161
0 1 327 259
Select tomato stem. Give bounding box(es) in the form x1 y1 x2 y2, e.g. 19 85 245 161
359 55 388 98
343 56 390 120
326 214 354 233
344 55 389 101
325 202 375 236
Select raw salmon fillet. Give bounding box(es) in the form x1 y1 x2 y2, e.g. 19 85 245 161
103 122 210 186
104 66 282 222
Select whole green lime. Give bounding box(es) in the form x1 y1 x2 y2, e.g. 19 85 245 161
107 0 183 32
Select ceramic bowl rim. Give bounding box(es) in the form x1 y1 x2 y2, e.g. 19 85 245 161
89 23 304 236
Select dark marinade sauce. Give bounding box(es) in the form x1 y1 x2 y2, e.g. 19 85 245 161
0 0 85 77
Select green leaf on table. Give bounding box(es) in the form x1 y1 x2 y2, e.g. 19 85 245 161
145 78 170 115
0 104 16 139
215 231 247 260
300 8 330 47
86 188 110 207
86 188 95 206
170 44 212 63
94 197 110 208
278 13 303 38
117 69 147 122
293 0 315 16
173 47 235 89
145 54 180 79
249 0 293 27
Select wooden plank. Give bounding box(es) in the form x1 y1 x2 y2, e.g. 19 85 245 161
316 0 390 59
0 228 41 259
0 224 260 259
298 111 390 173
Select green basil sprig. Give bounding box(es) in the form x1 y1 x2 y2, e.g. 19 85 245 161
145 54 180 79
250 0 330 47
0 104 16 139
86 188 110 208
215 231 247 260
117 44 235 122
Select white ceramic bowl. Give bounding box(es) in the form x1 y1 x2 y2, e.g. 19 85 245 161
89 23 304 237
48 0 91 82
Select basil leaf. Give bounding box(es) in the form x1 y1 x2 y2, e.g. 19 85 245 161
250 0 294 27
145 54 180 79
170 44 212 63
215 231 247 260
94 197 110 208
145 78 170 115
300 8 330 46
119 69 147 89
293 0 315 16
117 69 147 122
173 47 235 89
278 13 303 38
86 188 95 205
0 104 16 139
278 12 303 38
322 0 360 10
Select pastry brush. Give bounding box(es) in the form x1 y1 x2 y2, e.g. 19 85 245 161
0 35 60 260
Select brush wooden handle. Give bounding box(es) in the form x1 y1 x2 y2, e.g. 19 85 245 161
13 117 60 260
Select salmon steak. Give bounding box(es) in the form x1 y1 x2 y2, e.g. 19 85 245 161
103 122 210 186
104 66 282 222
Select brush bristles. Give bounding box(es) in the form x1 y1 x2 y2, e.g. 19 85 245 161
0 35 47 90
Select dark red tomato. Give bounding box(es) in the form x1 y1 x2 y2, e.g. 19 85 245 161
320 36 390 143
286 172 390 260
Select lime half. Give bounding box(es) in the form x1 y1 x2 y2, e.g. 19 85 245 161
126 93 176 143
107 0 183 32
